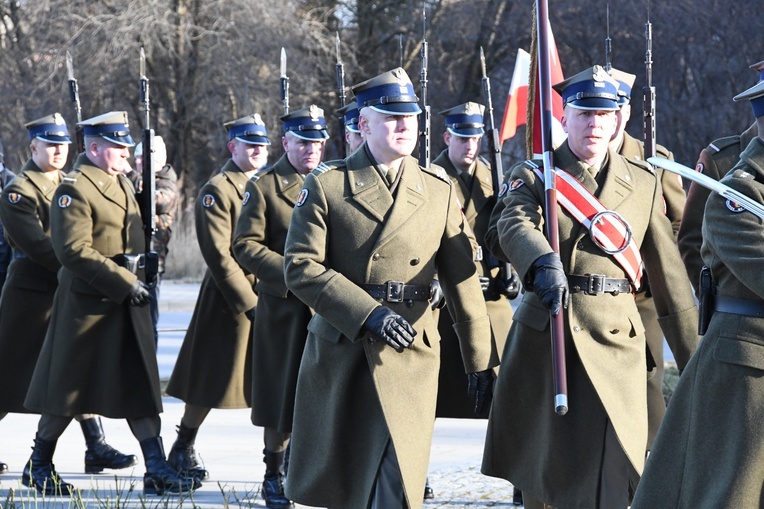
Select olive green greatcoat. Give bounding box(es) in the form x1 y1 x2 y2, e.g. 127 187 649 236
232 154 312 432
166 159 257 408
677 122 759 295
632 136 764 509
0 161 62 413
283 146 499 509
24 155 160 418
481 142 699 508
617 132 686 448
431 150 512 418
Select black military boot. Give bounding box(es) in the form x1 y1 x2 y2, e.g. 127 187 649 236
167 423 209 481
261 449 294 509
424 477 434 499
0 460 8 474
140 436 200 496
80 417 138 473
21 434 74 496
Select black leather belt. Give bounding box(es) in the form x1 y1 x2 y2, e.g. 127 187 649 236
714 295 764 318
568 274 633 295
362 281 431 303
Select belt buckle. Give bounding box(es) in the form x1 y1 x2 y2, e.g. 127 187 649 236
386 281 404 303
586 274 606 295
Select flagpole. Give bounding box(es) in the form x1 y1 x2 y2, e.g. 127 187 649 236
536 0 568 416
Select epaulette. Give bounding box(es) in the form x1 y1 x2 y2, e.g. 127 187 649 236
707 135 741 154
625 157 656 175
423 164 451 184
312 160 344 176
731 168 755 180
477 155 492 168
251 165 273 182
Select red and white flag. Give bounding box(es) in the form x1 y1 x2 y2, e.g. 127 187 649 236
499 21 566 156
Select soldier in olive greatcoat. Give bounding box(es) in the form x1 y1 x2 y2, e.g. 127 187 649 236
632 70 764 509
23 111 197 496
282 68 498 509
608 67 688 452
233 106 328 509
0 114 136 478
678 61 763 295
481 67 699 509
164 115 264 481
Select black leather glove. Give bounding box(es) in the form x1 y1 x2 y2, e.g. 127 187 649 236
362 306 416 352
531 253 569 316
467 369 495 416
244 307 256 321
429 280 446 310
127 280 150 307
478 276 491 292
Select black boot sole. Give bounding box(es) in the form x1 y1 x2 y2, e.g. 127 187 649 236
143 475 201 496
21 473 74 496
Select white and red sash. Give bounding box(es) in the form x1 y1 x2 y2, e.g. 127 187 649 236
530 163 643 289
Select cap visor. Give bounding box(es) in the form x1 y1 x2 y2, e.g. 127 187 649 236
447 127 485 138
566 98 619 111
346 125 361 134
370 103 422 116
103 134 136 147
236 135 271 146
37 135 72 144
288 130 329 141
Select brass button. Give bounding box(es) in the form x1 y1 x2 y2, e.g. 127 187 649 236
573 325 581 333
410 258 420 266
372 253 380 261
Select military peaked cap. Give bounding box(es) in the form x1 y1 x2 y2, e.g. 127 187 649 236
79 111 135 147
352 67 422 116
225 114 270 145
281 105 329 141
553 65 619 111
439 102 485 137
25 113 72 144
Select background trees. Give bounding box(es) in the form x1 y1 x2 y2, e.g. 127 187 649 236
0 0 759 205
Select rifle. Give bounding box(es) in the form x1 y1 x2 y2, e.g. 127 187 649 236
479 46 519 300
643 5 656 159
65 51 85 153
138 47 159 289
280 48 290 117
418 4 430 168
536 0 568 416
335 32 347 158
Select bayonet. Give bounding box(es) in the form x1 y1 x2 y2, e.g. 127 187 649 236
66 50 84 152
604 4 612 72
335 32 347 157
280 47 289 116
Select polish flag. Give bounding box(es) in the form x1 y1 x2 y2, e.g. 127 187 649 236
499 22 566 156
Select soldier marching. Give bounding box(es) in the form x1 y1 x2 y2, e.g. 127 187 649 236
1 15 763 509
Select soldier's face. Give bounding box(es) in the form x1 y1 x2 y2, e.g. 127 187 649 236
30 139 69 172
444 133 481 172
89 139 130 176
561 107 617 164
283 134 325 174
229 139 268 173
360 109 418 162
345 130 364 153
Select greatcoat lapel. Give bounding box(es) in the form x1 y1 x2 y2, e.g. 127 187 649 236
79 163 127 210
220 160 250 200
465 160 494 222
594 149 635 212
347 147 394 223
274 156 304 207
24 164 62 201
373 156 427 251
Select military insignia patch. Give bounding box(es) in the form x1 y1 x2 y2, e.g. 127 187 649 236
8 193 21 204
202 194 215 208
498 182 509 198
509 179 525 192
695 162 704 173
725 199 745 213
296 188 309 207
242 191 250 206
58 195 72 208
